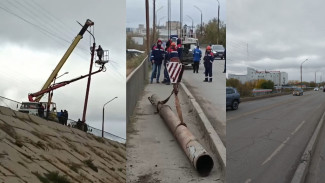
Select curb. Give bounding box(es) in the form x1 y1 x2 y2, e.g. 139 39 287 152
179 82 226 169
291 111 325 183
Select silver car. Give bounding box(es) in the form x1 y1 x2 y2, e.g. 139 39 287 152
211 45 225 59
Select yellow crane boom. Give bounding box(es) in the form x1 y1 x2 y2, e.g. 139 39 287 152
35 19 94 102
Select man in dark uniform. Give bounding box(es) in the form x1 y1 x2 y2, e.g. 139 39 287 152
96 45 104 61
204 46 214 82
150 40 165 83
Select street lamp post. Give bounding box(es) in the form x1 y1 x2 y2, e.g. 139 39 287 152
300 59 308 89
216 0 220 44
102 96 118 137
154 6 163 42
194 5 202 36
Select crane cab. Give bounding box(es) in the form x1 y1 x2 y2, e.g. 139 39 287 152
18 101 58 122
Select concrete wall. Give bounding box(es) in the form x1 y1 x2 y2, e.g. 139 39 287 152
126 56 148 123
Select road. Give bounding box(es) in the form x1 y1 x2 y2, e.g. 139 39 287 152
126 73 223 182
305 107 325 183
227 91 325 183
182 49 226 144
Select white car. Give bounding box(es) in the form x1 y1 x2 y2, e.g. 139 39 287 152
314 87 319 91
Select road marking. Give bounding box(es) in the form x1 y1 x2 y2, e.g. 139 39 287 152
262 137 290 165
244 178 252 183
291 121 305 135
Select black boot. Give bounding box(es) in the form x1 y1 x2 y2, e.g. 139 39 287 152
209 78 212 82
204 78 208 82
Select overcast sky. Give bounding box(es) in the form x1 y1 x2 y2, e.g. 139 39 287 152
127 0 226 29
227 0 325 83
0 0 126 139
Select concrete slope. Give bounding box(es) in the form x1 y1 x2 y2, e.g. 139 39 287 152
0 106 125 183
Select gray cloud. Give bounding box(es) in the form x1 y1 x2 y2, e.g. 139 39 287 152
127 0 226 28
227 0 325 82
0 0 126 138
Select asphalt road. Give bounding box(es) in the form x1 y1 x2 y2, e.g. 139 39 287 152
227 91 325 183
305 108 325 183
182 49 226 144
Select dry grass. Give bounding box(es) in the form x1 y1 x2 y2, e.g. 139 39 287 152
83 159 98 172
32 171 71 183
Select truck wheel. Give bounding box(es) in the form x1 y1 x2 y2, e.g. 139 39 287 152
232 100 239 110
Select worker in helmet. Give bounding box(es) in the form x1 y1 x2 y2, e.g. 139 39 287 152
204 46 214 82
163 42 179 85
96 45 104 61
150 39 165 83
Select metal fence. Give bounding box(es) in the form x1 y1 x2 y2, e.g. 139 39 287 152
0 96 125 144
126 56 148 123
68 119 126 143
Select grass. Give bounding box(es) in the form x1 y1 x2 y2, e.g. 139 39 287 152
68 162 81 173
118 168 123 172
15 138 24 148
93 136 105 144
0 123 17 139
127 54 147 76
32 171 71 183
83 159 98 172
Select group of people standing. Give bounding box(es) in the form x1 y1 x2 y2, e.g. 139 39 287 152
58 109 69 125
150 38 183 85
150 38 221 84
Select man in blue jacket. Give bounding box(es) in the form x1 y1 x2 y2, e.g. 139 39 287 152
192 45 202 73
150 40 165 83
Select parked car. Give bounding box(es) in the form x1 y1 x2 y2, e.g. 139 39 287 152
211 44 225 59
314 87 319 91
323 87 325 92
226 87 240 110
181 42 197 65
293 88 304 96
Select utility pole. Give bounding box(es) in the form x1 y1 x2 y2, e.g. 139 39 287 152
145 0 150 75
194 6 202 36
300 59 308 89
247 43 249 62
152 0 156 44
168 0 171 39
217 0 220 44
180 0 183 38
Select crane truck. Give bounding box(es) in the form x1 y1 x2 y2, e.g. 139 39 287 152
18 19 107 122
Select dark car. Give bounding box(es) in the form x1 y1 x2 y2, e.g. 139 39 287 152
181 42 197 65
226 87 240 110
293 88 304 96
211 44 225 59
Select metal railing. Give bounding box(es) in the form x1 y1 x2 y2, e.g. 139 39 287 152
0 96 125 143
126 56 148 123
68 119 126 143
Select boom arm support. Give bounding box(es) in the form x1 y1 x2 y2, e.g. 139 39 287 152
35 19 94 102
29 65 104 102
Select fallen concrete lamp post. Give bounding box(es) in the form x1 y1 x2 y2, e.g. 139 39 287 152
149 94 214 176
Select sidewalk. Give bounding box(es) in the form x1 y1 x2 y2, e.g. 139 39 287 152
126 72 223 182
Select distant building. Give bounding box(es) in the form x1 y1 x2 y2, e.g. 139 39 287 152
228 67 288 86
166 21 180 30
131 37 144 45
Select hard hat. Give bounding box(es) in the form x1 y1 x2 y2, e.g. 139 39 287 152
206 46 211 50
157 39 162 44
